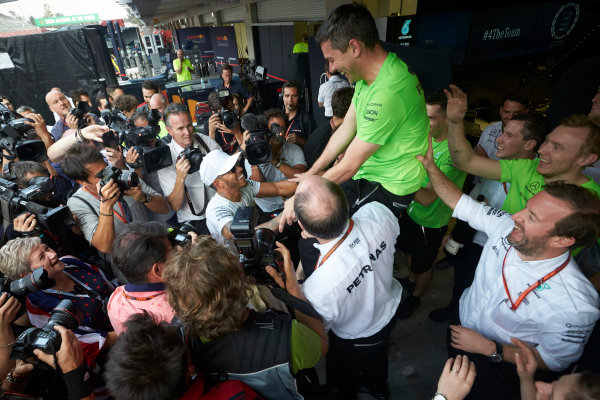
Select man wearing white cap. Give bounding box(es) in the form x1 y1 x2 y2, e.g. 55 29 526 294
200 149 297 247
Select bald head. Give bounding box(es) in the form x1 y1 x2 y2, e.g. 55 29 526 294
149 93 167 114
45 90 70 119
295 176 348 239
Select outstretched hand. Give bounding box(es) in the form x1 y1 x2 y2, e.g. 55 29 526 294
444 84 468 123
436 355 476 400
416 134 435 171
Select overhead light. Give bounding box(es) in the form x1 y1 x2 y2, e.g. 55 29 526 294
211 11 214 18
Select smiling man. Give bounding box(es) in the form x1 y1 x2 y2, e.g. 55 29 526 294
280 3 429 230
445 85 600 214
418 144 600 400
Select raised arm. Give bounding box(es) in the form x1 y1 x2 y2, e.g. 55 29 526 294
445 85 501 180
257 180 297 198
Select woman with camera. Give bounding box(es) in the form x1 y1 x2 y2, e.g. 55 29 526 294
0 237 116 357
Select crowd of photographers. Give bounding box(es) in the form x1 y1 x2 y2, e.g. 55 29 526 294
0 4 599 400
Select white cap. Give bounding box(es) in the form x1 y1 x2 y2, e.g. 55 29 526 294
199 149 241 186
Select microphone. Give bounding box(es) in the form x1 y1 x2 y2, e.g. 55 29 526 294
240 113 260 132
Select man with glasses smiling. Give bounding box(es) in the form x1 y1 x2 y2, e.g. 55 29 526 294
200 149 296 250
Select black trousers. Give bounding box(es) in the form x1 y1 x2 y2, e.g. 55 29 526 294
326 307 400 399
448 242 483 311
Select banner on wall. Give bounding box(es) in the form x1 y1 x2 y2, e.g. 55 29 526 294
174 27 213 54
210 26 239 73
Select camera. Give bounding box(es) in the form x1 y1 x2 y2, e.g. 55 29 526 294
0 114 47 163
0 267 56 317
231 207 282 285
68 101 92 129
0 177 74 236
177 146 204 174
11 299 83 363
219 108 238 130
270 123 285 140
244 129 272 165
101 108 132 138
167 222 198 246
97 166 139 192
124 123 173 173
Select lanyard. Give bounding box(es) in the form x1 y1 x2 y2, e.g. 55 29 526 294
501 246 571 311
315 219 354 271
284 122 293 139
122 292 163 301
84 188 128 224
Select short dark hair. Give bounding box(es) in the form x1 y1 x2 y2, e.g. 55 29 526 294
221 64 233 74
131 110 149 125
510 113 548 151
263 108 288 130
106 85 122 97
502 93 529 108
114 94 138 113
426 89 448 113
12 161 48 187
207 91 222 113
294 178 349 239
62 143 105 182
331 87 354 119
315 3 380 51
111 222 170 284
545 181 600 249
560 114 600 158
70 89 90 103
282 80 302 95
142 80 159 93
105 313 188 400
164 103 189 128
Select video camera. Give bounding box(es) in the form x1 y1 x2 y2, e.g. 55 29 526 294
0 267 55 317
167 221 198 246
100 108 133 140
231 207 282 285
124 110 173 173
97 166 139 192
11 299 83 364
0 177 74 236
68 101 91 130
0 103 47 163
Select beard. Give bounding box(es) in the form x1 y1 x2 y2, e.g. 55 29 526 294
507 224 549 258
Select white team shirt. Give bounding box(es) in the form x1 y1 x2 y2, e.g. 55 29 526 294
476 121 502 160
302 202 402 339
468 178 509 246
317 75 351 117
455 195 600 371
157 135 221 222
206 180 260 248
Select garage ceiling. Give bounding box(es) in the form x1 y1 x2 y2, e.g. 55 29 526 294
116 0 212 25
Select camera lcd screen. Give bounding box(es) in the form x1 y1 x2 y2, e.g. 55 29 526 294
34 336 51 347
235 239 251 248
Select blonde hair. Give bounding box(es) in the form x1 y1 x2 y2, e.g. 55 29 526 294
0 237 41 280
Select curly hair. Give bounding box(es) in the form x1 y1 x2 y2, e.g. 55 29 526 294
163 236 251 339
0 237 41 279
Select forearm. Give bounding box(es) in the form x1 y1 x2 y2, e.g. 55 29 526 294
167 179 186 211
321 157 358 184
448 121 476 171
257 214 281 233
0 326 16 379
143 195 170 214
47 130 79 162
309 128 354 175
243 97 254 113
413 187 437 207
278 163 306 179
423 160 462 210
519 377 537 400
259 181 297 197
91 214 115 253
250 166 265 182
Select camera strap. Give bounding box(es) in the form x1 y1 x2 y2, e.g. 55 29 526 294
269 287 321 320
184 134 212 217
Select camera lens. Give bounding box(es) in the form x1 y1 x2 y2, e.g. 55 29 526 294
120 171 139 189
9 267 55 298
47 299 82 330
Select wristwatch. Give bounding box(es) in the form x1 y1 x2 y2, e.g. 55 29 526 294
141 193 152 203
432 393 447 400
489 340 504 362
275 160 282 168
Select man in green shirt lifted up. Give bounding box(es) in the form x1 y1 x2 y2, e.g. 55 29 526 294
445 84 600 214
173 49 194 82
280 3 429 232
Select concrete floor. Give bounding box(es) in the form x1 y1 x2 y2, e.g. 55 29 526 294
314 250 454 399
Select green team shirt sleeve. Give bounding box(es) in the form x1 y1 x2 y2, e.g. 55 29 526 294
290 320 322 374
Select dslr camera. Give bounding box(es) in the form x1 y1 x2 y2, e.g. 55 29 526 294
244 129 272 165
68 101 92 129
231 206 282 285
0 177 74 236
124 111 172 173
11 299 83 364
0 267 55 317
97 166 139 192
167 221 198 246
177 146 204 174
